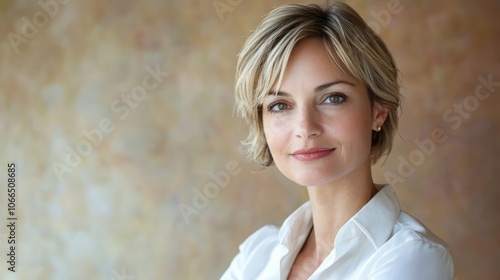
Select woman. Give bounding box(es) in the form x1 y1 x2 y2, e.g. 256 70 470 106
222 2 454 279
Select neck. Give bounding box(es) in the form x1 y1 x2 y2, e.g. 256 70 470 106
305 160 378 262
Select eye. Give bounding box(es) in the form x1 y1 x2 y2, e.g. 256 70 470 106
324 93 347 104
268 102 291 112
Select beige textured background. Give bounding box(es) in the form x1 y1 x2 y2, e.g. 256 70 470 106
0 0 499 279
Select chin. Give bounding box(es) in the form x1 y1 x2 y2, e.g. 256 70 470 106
286 170 340 187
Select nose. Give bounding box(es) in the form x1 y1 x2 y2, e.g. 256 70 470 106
295 106 322 139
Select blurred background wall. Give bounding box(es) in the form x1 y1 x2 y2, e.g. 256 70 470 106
0 0 498 279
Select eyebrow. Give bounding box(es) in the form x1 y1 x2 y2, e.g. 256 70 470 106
267 80 355 96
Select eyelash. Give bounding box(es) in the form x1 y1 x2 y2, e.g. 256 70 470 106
267 102 290 113
267 93 348 113
324 93 348 104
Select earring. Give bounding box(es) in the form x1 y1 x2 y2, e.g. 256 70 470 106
376 126 381 131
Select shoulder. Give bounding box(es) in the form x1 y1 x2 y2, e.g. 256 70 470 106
238 225 280 255
369 211 454 279
221 225 280 279
390 211 451 251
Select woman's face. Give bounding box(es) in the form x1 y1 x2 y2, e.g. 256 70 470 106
262 38 387 187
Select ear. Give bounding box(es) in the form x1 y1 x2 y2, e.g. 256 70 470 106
372 102 389 131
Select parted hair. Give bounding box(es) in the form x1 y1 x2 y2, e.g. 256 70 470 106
235 2 401 166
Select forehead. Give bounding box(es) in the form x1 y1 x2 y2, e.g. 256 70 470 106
273 38 360 92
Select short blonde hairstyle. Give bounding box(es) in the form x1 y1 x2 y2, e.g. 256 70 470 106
235 2 401 166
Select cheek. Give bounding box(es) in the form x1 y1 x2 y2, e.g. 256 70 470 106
263 116 290 144
334 110 373 146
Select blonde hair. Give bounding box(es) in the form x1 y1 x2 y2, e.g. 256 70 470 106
235 2 401 166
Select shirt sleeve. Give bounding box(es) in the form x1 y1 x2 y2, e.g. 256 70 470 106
220 251 243 280
368 239 454 280
220 225 279 280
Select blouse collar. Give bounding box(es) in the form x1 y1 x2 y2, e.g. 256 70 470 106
278 184 401 251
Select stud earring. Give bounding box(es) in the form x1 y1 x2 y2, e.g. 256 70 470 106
377 126 381 131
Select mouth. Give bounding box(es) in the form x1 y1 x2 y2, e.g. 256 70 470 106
290 147 335 162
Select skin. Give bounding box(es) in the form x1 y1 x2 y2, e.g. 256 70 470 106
261 38 388 279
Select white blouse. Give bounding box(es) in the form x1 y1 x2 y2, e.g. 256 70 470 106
221 185 454 280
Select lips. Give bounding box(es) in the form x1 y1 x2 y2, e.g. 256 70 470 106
291 147 335 161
